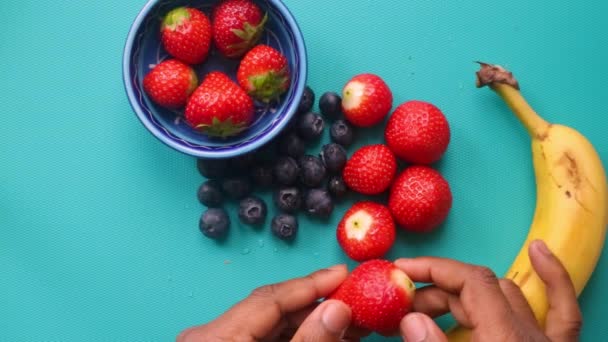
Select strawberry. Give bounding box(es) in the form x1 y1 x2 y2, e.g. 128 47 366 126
237 45 290 103
212 0 268 58
185 71 255 138
389 166 452 233
341 73 393 127
336 202 396 262
143 59 198 109
161 7 212 65
385 100 451 165
342 144 397 195
327 259 416 336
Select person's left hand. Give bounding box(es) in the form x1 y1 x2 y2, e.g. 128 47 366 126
176 264 370 342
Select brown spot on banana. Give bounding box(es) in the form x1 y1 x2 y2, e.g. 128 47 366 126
559 152 582 189
509 269 532 287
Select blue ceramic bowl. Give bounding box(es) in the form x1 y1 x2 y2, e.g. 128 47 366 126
123 0 307 159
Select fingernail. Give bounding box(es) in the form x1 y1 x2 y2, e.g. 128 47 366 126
403 314 428 342
328 264 345 271
394 258 411 268
533 240 552 256
322 302 350 334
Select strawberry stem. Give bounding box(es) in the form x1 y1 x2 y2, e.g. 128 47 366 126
162 7 190 31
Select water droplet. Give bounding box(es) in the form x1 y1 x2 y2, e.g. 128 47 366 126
188 291 194 298
258 240 265 248
224 260 232 265
241 248 251 255
273 248 278 253
409 72 416 78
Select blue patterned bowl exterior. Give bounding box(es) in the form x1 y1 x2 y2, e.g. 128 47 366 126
123 0 307 159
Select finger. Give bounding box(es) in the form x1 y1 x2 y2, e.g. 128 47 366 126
411 286 471 327
395 258 511 327
276 306 371 341
291 300 352 342
498 278 537 326
400 312 448 342
211 265 349 339
245 264 349 313
529 240 582 342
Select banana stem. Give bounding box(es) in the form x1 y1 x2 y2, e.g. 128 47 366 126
476 63 550 138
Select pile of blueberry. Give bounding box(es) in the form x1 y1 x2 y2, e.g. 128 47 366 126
196 87 355 242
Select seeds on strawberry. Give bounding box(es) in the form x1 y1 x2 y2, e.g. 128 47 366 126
212 0 267 58
327 259 416 335
185 71 255 138
389 166 452 232
161 7 212 65
237 45 290 103
342 144 397 195
143 59 198 109
385 100 451 165
341 73 393 127
337 202 396 262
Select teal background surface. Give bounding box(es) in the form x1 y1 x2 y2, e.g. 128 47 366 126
1 0 607 340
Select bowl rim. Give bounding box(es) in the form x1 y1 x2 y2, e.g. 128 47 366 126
122 0 308 159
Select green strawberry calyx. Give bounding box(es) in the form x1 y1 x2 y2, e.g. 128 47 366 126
227 13 269 57
248 68 289 103
196 117 248 138
187 70 199 96
162 7 190 31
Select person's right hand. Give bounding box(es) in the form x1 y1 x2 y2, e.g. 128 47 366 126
395 239 583 342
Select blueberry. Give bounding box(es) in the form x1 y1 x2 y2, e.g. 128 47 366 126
251 163 274 188
197 180 224 207
274 156 300 186
298 86 315 114
221 176 252 200
278 132 305 158
273 187 302 213
238 196 267 225
271 214 299 241
330 119 354 147
199 208 230 239
297 112 325 141
304 189 334 218
298 155 327 188
320 143 347 174
327 176 348 200
229 153 255 172
197 158 229 179
319 92 342 121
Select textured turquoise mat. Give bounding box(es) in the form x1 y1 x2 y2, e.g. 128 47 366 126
1 0 607 340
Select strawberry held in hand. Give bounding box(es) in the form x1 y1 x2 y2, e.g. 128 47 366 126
327 259 416 336
337 202 396 262
342 144 397 195
161 7 212 65
212 0 267 58
389 166 452 232
237 45 290 103
341 73 393 127
143 59 198 109
385 100 451 165
185 71 255 138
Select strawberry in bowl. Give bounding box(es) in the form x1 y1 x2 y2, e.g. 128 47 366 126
123 0 308 159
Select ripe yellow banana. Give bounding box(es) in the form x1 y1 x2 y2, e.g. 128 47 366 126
446 63 608 340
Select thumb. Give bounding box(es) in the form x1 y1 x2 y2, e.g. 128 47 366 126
291 300 352 342
400 313 448 342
